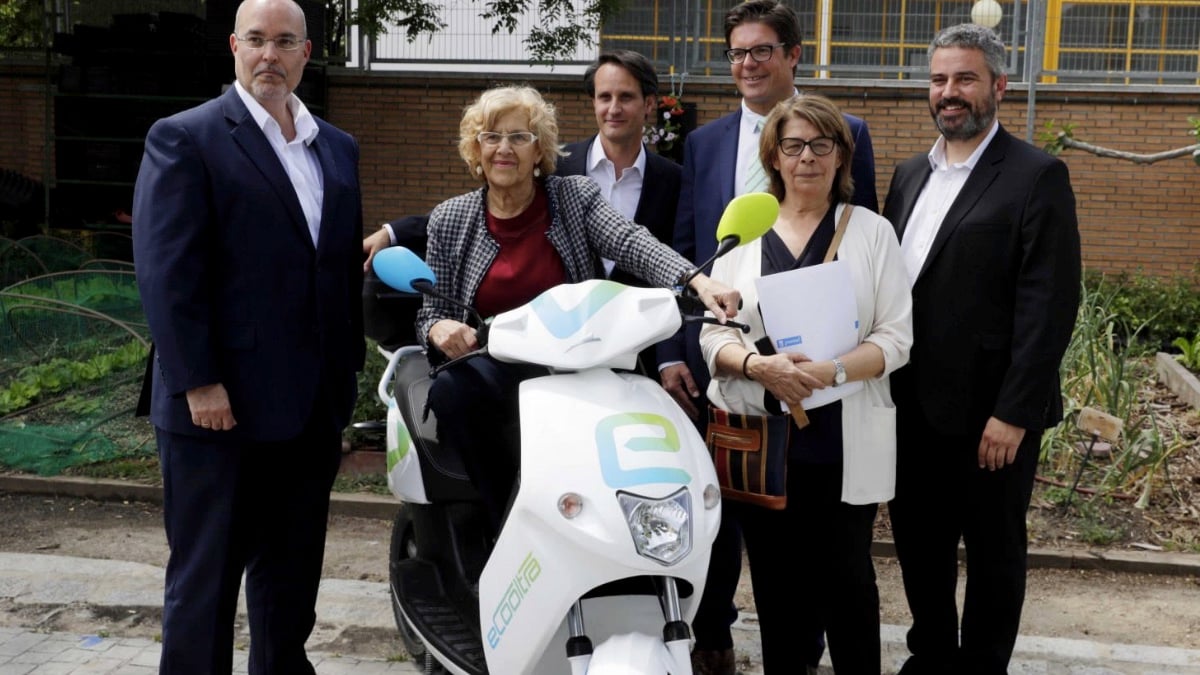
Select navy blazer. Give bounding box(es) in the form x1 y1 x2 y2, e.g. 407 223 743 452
133 86 366 441
555 137 682 287
883 125 1080 434
657 107 878 379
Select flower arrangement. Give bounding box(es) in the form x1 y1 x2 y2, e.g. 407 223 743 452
644 91 686 153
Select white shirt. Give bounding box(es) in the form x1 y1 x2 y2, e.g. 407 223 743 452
586 135 647 276
234 80 324 246
899 121 999 285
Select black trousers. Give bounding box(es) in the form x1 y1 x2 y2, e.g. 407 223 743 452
427 355 544 538
690 441 826 668
156 413 342 675
889 406 1041 675
690 501 743 650
737 461 881 675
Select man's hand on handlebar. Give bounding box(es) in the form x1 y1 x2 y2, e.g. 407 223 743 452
429 319 478 360
687 273 741 323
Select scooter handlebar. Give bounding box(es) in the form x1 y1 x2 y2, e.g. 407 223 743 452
676 289 751 333
429 345 489 378
681 314 752 334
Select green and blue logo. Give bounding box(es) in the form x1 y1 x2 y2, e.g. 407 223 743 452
529 281 625 338
595 412 690 488
386 402 411 472
486 552 542 650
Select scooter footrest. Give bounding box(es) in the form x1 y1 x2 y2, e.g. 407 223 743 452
395 558 487 673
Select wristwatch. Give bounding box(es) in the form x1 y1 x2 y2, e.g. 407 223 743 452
831 358 847 386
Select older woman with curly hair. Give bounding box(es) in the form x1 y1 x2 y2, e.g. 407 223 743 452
365 84 741 540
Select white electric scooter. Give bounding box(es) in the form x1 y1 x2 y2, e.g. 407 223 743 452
373 193 777 674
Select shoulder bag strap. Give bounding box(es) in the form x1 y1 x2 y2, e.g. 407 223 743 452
823 204 854 264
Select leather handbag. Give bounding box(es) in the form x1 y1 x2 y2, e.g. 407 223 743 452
705 405 790 510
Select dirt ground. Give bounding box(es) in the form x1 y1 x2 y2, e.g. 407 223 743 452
0 491 1198 663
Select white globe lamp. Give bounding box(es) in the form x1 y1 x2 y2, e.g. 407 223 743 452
971 0 1003 29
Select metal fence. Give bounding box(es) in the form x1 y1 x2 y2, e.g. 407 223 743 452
11 1 1199 85
354 0 1200 87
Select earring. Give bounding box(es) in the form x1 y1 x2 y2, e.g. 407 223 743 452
534 167 541 178
475 165 483 175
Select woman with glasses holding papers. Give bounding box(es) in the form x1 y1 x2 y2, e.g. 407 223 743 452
699 94 912 674
368 84 742 543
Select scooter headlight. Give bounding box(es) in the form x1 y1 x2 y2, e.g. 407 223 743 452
616 487 692 566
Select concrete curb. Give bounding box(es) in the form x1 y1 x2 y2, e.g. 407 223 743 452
869 540 1200 578
0 474 400 519
5 473 1200 578
1157 351 1200 411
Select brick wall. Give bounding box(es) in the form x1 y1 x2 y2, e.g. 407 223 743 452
3 64 1197 279
330 72 1200 280
0 65 50 180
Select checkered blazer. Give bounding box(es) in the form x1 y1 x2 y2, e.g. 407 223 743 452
415 174 692 350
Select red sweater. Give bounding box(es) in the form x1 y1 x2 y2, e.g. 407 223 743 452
474 185 566 319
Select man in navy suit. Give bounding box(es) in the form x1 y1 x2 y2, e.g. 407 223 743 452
132 1 364 673
883 24 1079 674
556 49 682 376
659 2 879 672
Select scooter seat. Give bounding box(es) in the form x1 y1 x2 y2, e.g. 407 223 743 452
392 349 481 502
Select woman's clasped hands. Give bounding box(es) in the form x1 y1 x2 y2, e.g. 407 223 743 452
747 351 829 411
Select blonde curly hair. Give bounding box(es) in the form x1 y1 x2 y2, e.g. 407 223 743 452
458 85 564 181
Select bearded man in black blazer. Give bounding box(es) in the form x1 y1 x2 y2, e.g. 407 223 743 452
555 49 681 375
882 23 1081 675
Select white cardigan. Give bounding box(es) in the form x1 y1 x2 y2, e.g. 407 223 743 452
700 203 913 504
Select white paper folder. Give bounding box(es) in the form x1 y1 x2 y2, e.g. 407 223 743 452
753 259 863 410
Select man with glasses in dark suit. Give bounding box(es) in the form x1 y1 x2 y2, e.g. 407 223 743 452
660 2 879 673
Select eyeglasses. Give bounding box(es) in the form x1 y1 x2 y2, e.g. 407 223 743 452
779 136 837 157
235 35 305 51
477 131 538 147
725 42 786 64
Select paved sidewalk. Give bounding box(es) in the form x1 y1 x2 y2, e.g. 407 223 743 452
2 552 1199 674
0 627 421 674
3 619 1200 674
3 476 1200 674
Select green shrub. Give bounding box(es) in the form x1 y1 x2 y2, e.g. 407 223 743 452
352 337 389 425
1083 266 1200 350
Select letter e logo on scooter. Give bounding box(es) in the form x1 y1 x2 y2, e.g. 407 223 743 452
595 413 690 488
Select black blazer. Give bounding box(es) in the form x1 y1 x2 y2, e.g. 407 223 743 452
882 125 1081 435
555 137 681 287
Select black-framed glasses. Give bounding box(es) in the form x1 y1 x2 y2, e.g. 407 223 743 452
477 131 538 147
725 42 786 64
235 35 305 51
779 136 837 157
